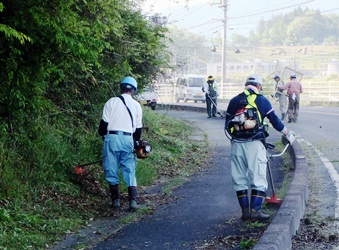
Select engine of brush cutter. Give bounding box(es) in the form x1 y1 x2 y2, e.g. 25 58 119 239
134 140 152 159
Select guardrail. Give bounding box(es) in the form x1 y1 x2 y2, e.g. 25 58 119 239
154 81 339 105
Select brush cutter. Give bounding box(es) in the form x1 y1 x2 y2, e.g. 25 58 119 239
73 139 152 174
206 93 224 117
73 160 102 175
265 143 290 204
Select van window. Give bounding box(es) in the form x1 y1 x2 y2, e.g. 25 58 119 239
189 77 204 87
179 78 187 86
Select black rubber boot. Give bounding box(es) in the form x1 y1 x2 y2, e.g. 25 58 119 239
250 189 270 220
128 186 138 211
237 190 250 220
109 184 120 208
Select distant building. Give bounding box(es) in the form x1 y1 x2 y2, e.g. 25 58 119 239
207 60 278 77
328 60 339 75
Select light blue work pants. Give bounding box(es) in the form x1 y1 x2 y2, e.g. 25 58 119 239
230 140 268 192
102 133 137 187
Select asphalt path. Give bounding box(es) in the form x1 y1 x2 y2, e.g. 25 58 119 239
162 100 339 220
53 99 339 249
91 106 286 250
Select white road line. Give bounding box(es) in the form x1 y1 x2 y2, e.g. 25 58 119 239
302 110 339 116
300 139 339 218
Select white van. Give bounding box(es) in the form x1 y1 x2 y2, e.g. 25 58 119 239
175 74 206 103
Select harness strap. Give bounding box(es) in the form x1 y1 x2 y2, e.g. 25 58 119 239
243 89 262 123
118 95 134 129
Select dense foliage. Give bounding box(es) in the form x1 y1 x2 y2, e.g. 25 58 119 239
0 0 169 204
233 7 339 46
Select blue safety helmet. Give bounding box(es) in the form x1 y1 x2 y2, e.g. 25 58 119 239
273 75 280 79
120 76 138 91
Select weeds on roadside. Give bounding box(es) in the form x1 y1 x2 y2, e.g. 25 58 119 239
240 238 256 249
0 107 209 249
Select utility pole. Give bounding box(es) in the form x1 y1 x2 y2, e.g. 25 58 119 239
220 0 228 85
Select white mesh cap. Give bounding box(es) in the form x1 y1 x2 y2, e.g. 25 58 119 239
245 74 262 86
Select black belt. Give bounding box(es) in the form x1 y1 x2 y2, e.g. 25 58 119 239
109 131 132 136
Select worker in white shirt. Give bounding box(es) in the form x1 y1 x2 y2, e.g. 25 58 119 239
98 76 143 211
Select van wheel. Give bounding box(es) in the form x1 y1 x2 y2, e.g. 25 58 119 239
194 100 197 103
202 100 206 103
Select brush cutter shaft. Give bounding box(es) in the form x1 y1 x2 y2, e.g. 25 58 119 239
271 144 289 158
206 93 224 117
265 143 290 203
75 160 102 168
266 160 276 196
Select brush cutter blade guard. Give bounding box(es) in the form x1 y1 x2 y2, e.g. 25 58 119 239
73 165 86 175
72 160 102 175
265 194 283 204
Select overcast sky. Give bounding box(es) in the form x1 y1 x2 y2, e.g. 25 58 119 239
142 0 339 37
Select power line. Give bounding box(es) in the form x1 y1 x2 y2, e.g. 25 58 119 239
196 24 223 35
169 0 322 32
227 6 339 29
228 0 316 19
185 19 219 30
169 1 212 21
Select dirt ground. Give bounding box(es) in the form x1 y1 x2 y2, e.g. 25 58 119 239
291 141 339 250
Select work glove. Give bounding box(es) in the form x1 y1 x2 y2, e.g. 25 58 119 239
286 131 296 145
134 140 141 150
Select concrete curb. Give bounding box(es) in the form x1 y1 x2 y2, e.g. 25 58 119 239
158 103 308 250
253 140 308 250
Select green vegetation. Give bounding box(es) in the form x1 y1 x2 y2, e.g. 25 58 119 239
0 1 195 249
240 238 256 249
0 107 209 249
0 0 170 197
233 7 339 46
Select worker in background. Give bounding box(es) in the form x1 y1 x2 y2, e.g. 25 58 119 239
279 75 303 123
273 75 287 121
202 75 218 118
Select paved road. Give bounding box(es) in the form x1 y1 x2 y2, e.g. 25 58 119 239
162 100 339 220
163 102 339 219
91 108 285 250
53 100 339 249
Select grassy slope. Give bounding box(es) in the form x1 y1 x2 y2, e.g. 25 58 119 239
0 107 209 250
